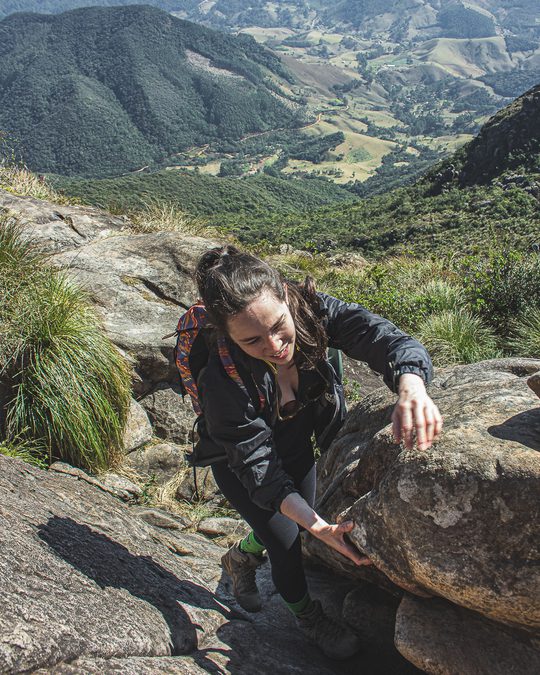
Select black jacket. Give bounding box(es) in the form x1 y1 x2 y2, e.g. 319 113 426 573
196 292 433 512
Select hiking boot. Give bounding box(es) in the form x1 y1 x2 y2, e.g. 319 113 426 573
221 541 266 612
296 599 361 660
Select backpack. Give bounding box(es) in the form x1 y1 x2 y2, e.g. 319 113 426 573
172 302 265 417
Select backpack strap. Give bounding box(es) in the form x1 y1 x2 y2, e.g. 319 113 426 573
174 303 207 415
217 336 266 412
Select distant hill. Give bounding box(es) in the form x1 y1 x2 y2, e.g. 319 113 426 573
427 85 540 190
0 1 195 21
52 170 355 225
221 86 540 256
0 5 303 177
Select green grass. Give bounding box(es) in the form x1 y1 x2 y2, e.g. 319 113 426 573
0 436 48 469
0 220 132 472
416 309 501 366
509 307 540 358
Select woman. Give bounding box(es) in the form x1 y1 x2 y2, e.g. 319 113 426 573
194 245 442 660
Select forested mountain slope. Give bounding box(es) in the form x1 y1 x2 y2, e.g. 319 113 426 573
0 5 303 177
229 85 540 255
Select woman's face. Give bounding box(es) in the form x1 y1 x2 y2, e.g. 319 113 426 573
226 288 296 365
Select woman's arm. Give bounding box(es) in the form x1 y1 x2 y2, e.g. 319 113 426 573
320 292 442 450
280 492 371 566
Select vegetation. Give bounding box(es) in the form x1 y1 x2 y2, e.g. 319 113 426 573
0 5 303 177
438 6 496 39
52 169 354 224
0 220 131 472
275 246 540 364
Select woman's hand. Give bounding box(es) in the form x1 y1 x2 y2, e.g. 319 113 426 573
310 520 372 567
280 492 371 566
392 373 443 451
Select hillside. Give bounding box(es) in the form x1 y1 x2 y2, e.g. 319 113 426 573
0 5 303 177
52 170 355 222
223 85 540 255
427 85 540 189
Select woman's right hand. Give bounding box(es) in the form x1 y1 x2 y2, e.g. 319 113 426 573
311 520 373 567
280 492 372 566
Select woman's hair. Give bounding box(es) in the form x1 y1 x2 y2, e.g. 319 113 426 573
195 245 327 367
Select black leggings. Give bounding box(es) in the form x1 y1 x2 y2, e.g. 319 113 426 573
211 460 316 604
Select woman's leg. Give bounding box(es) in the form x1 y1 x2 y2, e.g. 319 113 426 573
212 461 316 603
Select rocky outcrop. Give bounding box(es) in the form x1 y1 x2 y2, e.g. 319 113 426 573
395 596 540 675
305 357 540 669
1 189 217 400
0 455 415 674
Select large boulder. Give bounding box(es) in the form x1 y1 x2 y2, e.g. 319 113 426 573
0 189 129 254
51 231 215 396
395 595 540 675
307 358 540 637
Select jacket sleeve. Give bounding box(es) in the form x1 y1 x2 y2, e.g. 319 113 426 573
198 360 299 512
319 292 433 392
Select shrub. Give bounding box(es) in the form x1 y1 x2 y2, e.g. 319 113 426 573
0 221 131 472
508 307 540 358
416 309 501 366
459 250 540 336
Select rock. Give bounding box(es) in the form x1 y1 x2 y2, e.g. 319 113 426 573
123 399 153 452
98 473 143 502
324 252 368 269
50 463 142 504
140 384 196 444
0 454 384 674
197 517 250 538
342 584 401 649
131 507 189 530
175 465 221 503
307 358 540 634
50 232 216 396
125 442 187 486
0 189 129 255
395 595 540 675
528 371 540 399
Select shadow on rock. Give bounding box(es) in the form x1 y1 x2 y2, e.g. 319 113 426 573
488 408 540 451
37 516 244 671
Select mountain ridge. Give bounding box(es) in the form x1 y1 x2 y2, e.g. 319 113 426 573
0 5 304 177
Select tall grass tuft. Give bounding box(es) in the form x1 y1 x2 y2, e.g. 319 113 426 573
0 164 74 204
0 220 131 472
413 279 465 314
416 309 501 366
128 199 215 236
509 307 540 358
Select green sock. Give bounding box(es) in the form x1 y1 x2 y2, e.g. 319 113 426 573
285 592 312 616
239 530 266 555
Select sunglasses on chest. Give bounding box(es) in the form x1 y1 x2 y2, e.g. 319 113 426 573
266 358 332 422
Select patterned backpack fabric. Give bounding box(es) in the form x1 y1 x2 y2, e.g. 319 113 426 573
173 303 265 417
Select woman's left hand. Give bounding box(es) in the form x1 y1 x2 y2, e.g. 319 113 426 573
391 373 443 451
